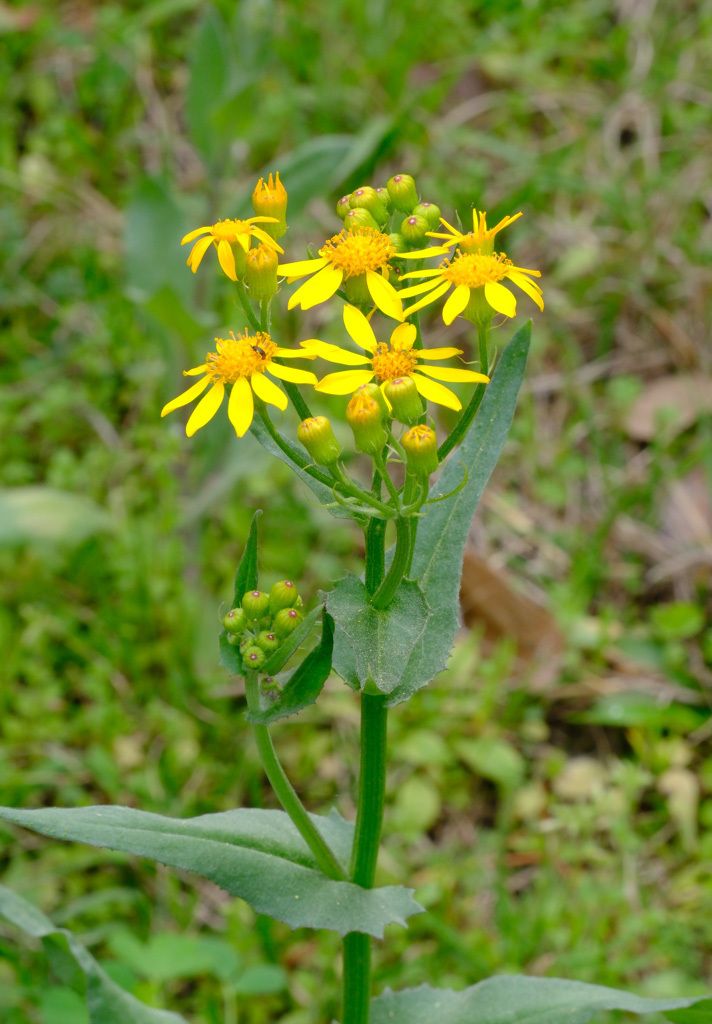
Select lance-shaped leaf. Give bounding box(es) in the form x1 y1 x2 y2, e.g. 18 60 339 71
327 574 430 694
385 321 531 706
0 884 186 1023
260 604 322 676
219 508 261 676
0 806 422 938
248 611 334 724
370 977 708 1024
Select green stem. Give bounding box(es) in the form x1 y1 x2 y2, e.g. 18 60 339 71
331 462 394 517
371 516 410 610
259 298 270 334
236 281 261 333
257 407 334 488
364 518 386 595
342 692 388 1024
373 453 400 508
244 672 345 881
437 321 490 461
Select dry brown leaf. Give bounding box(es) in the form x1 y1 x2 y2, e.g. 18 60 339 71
663 468 712 546
625 374 712 441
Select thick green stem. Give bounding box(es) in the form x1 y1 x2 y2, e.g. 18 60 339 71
371 516 410 610
236 281 261 332
364 518 386 595
342 693 388 1024
245 672 345 881
331 462 394 517
437 321 490 461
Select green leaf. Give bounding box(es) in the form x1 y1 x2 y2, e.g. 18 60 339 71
108 931 240 984
0 806 422 938
370 977 707 1024
233 964 287 996
260 604 322 676
454 738 526 791
249 417 353 519
186 5 231 165
248 611 334 724
328 574 430 694
124 178 187 300
218 508 262 676
665 1000 712 1022
0 884 185 1023
0 487 109 548
386 322 531 706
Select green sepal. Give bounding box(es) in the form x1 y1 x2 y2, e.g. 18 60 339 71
247 611 334 724
370 977 708 1024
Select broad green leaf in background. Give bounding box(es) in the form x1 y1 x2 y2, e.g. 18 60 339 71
107 931 240 984
124 177 188 301
0 884 186 1024
247 611 334 724
328 574 430 694
454 737 526 791
384 321 531 706
185 5 231 166
0 806 422 937
0 487 110 548
218 508 262 676
370 977 707 1024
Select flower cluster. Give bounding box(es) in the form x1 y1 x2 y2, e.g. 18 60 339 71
223 579 304 672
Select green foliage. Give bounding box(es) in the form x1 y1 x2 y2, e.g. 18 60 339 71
0 806 422 937
370 978 707 1024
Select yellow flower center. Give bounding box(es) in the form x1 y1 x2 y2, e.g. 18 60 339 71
319 227 395 279
441 251 511 288
211 218 255 242
206 331 277 382
370 343 418 382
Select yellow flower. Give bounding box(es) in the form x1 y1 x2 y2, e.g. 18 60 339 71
304 305 489 412
181 218 284 281
399 209 544 323
280 226 441 322
161 331 317 438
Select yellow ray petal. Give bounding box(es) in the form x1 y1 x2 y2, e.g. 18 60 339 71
274 346 317 359
398 269 443 280
236 233 251 253
228 376 253 438
300 339 370 366
343 303 377 352
161 374 211 417
314 369 375 395
251 371 287 411
366 270 403 322
390 322 417 350
181 226 211 245
288 265 343 310
507 270 545 310
183 364 209 376
442 284 471 325
186 235 214 272
252 227 284 253
267 363 317 385
217 239 237 281
397 246 450 259
411 372 461 411
417 347 463 360
403 281 451 318
279 256 329 279
186 381 225 436
397 279 444 299
417 365 490 383
484 280 516 318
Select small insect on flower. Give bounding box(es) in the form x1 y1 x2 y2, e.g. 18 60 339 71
161 330 317 438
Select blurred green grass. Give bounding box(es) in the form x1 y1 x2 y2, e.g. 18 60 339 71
1 0 711 1021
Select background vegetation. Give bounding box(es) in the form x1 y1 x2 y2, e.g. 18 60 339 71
1 0 711 1021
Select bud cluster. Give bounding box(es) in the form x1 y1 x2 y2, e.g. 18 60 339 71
223 579 304 670
336 173 440 251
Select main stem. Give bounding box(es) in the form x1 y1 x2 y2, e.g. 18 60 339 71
244 671 345 881
437 320 490 461
342 693 388 1024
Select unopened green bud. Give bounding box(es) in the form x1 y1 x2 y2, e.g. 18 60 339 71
388 232 406 252
227 632 243 646
273 606 303 639
374 187 393 214
242 590 270 619
297 416 342 466
400 213 430 247
355 382 389 422
336 194 352 219
243 644 266 670
255 630 281 655
245 243 278 301
349 186 388 225
341 272 371 307
387 173 418 213
269 579 300 614
384 377 423 426
260 676 282 700
402 424 439 477
413 202 441 230
346 388 388 455
223 607 248 635
343 207 379 231
252 172 287 238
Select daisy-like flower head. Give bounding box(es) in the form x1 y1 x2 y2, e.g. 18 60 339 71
304 305 489 412
281 226 441 323
161 330 317 438
398 209 543 325
181 218 284 282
